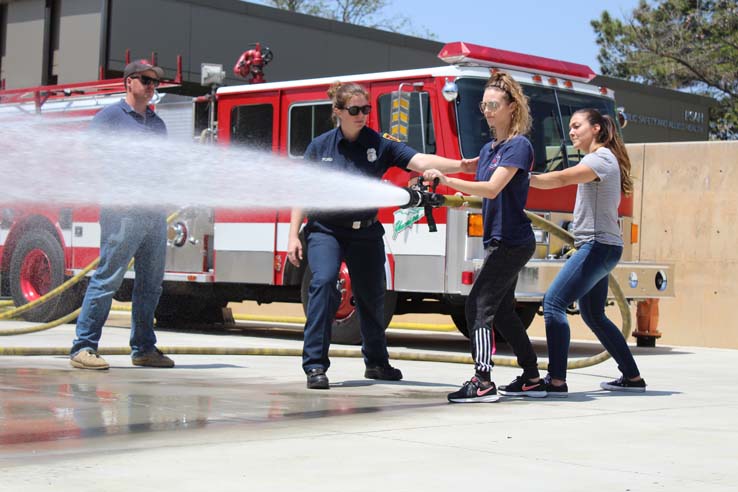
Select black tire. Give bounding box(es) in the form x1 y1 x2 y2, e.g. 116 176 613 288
451 301 540 342
300 265 396 345
450 305 469 337
155 294 227 327
9 229 83 322
113 279 133 302
515 302 540 330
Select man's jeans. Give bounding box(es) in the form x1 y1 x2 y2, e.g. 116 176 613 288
71 208 167 357
543 240 641 380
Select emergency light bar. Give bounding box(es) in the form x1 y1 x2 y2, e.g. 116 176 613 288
438 41 596 83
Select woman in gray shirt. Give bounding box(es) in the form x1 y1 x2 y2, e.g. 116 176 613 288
530 108 646 395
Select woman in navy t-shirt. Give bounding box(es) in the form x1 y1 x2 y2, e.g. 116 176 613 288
424 71 543 403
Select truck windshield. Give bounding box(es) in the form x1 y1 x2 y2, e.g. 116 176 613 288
455 78 617 172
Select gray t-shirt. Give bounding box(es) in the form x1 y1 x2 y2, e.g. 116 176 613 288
572 147 624 247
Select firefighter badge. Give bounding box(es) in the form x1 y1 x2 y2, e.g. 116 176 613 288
367 148 377 162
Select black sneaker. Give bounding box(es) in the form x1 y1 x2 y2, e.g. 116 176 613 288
447 377 499 403
499 376 547 398
600 376 646 392
364 364 403 381
306 367 329 389
544 375 568 398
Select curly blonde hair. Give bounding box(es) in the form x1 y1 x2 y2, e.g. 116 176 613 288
484 71 531 139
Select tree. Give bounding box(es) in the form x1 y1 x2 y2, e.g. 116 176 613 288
264 0 436 39
592 0 738 139
266 0 325 16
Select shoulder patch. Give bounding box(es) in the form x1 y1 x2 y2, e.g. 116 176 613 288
382 132 401 142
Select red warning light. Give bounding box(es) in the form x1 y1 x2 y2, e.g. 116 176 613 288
438 42 596 82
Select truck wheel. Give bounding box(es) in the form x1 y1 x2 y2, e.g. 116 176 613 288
8 229 82 322
300 263 396 345
155 294 227 327
451 301 540 342
450 306 468 337
196 298 229 323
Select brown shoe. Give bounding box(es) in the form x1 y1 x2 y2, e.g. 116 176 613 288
132 348 174 368
70 349 110 370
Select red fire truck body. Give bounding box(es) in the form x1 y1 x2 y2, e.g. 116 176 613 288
0 42 674 343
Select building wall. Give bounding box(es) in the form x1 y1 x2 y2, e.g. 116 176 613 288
106 0 441 87
1 0 46 88
0 4 5 84
55 0 102 83
594 75 713 143
636 140 738 348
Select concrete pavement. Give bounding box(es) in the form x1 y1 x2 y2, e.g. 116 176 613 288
0 321 736 491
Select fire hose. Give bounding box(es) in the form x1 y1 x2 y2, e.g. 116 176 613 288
0 194 631 371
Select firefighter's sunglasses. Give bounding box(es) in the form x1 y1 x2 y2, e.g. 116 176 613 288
129 75 161 87
341 105 372 116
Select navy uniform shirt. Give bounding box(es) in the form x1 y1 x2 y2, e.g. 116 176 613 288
304 126 417 225
476 135 535 247
89 99 167 136
89 99 167 215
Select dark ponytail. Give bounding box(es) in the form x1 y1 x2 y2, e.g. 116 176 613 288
574 108 633 195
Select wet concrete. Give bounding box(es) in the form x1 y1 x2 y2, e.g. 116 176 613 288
1 323 737 491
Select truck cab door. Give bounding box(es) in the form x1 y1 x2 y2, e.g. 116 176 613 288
371 79 447 295
273 95 334 286
212 98 279 284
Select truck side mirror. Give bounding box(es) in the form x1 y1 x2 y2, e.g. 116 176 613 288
617 108 628 129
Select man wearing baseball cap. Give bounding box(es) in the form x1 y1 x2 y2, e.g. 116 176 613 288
70 60 174 370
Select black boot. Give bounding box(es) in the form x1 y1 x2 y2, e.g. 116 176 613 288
306 367 329 389
364 364 403 381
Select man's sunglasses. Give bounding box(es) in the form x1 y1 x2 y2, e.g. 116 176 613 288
129 75 161 87
341 105 372 116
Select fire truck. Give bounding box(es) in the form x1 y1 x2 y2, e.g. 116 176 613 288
0 42 674 344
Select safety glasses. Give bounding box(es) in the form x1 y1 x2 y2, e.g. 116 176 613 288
342 105 372 116
129 75 161 87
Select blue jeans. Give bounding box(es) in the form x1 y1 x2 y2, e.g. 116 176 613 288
543 241 641 381
71 208 167 357
302 221 389 372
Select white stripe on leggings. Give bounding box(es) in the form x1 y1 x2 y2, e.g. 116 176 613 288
475 328 491 373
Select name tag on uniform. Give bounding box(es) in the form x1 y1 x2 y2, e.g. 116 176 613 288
322 157 333 162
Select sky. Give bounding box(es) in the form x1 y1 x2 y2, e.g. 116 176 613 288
249 0 643 73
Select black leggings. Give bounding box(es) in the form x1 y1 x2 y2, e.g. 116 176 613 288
466 237 538 380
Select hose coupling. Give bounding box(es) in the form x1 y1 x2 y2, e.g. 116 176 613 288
399 176 445 209
400 187 445 209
